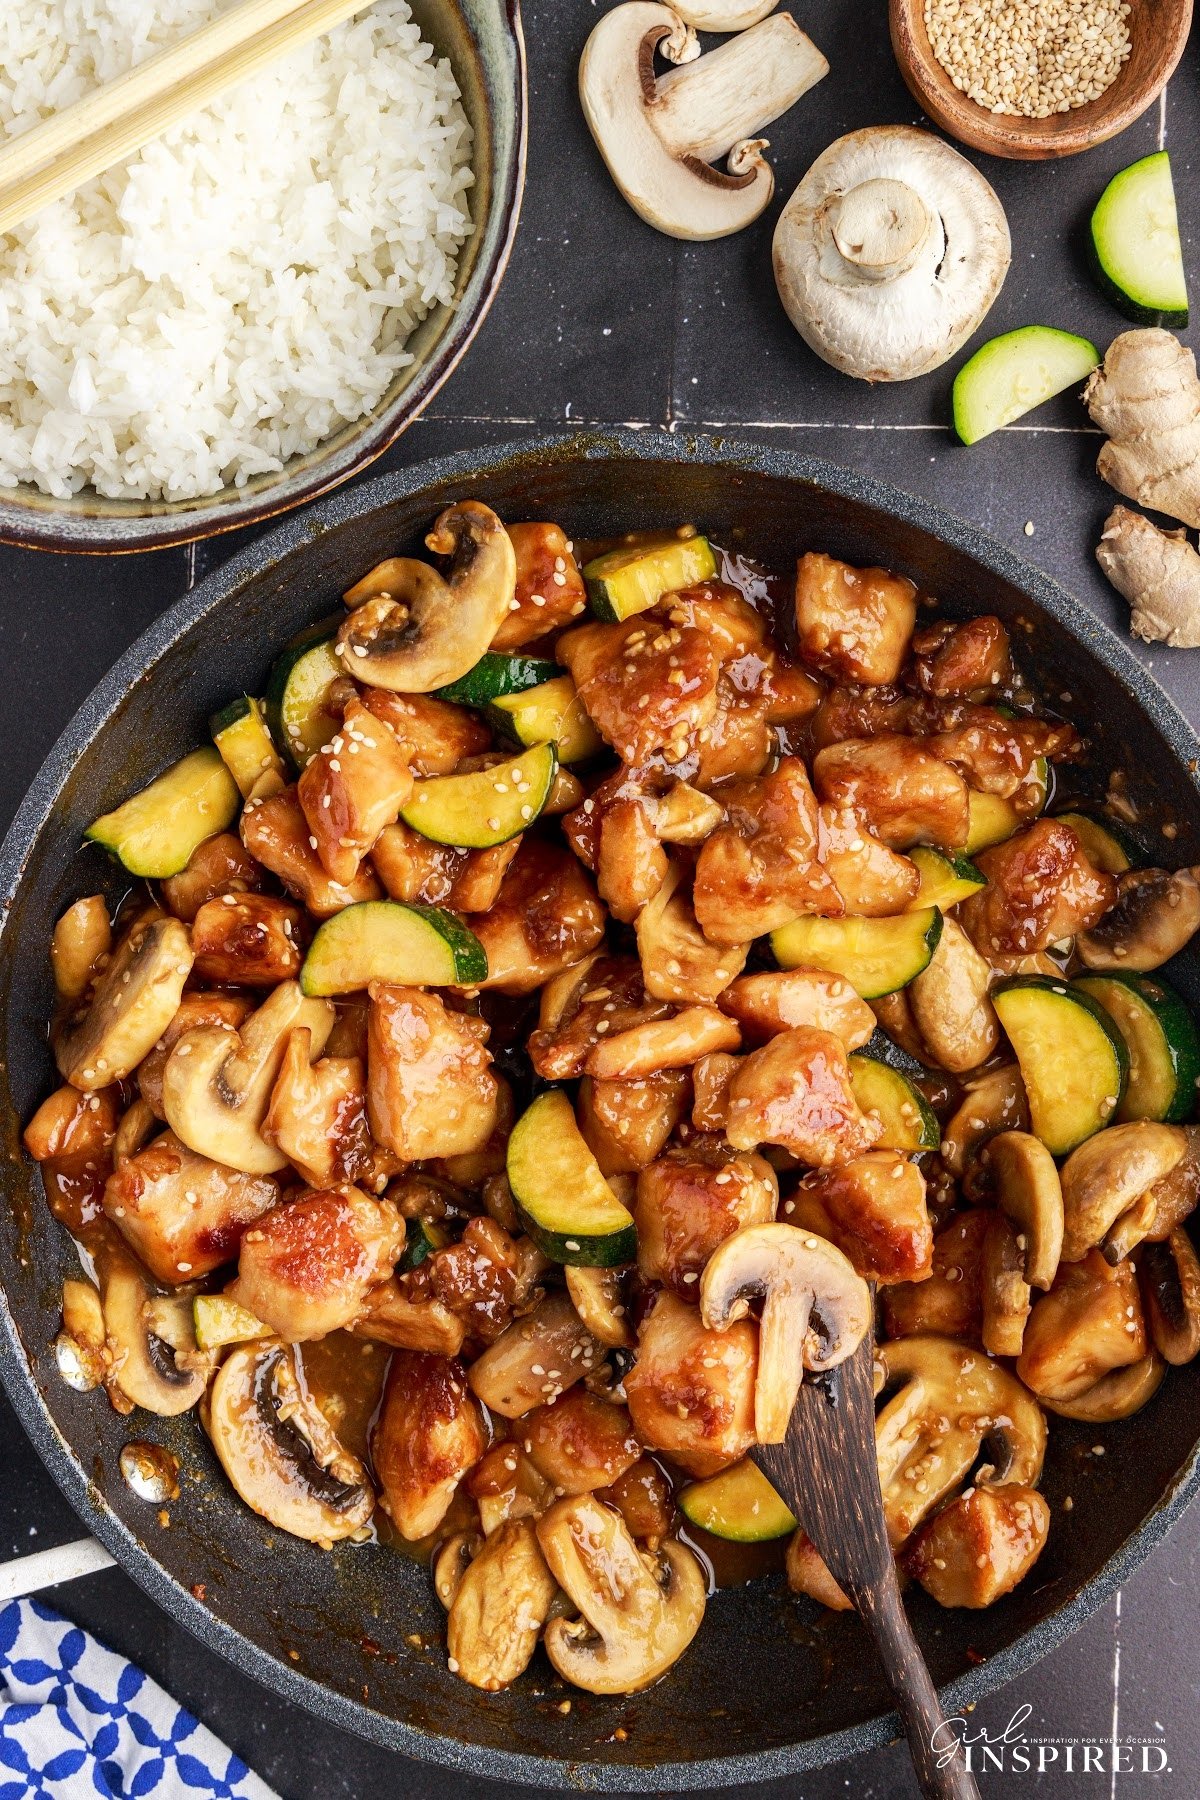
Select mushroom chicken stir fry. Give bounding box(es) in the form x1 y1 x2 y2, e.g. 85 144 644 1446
25 501 1200 1695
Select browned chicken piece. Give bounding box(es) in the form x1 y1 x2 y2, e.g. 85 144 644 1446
813 736 970 851
102 1130 277 1285
372 819 519 912
358 690 491 776
636 1141 778 1297
349 1275 465 1356
160 831 263 923
529 956 670 1081
928 714 1082 801
883 1211 988 1340
624 1291 758 1477
231 1186 404 1341
810 684 917 751
585 1006 741 1081
137 992 255 1118
367 985 498 1161
636 864 749 1004
691 1051 740 1131
720 970 876 1049
242 786 382 918
557 613 720 766
666 582 770 659
190 893 307 987
597 1456 675 1544
469 841 607 994
817 804 922 915
373 1349 486 1539
693 758 842 946
792 1151 932 1285
724 1026 879 1166
1016 1251 1146 1401
578 1070 691 1175
794 553 917 686
690 677 773 789
434 1075 516 1191
297 697 414 884
960 820 1117 957
522 1389 642 1494
906 617 1012 699
24 1083 120 1163
596 798 668 923
261 1028 371 1187
906 1486 1050 1609
491 521 587 649
426 1217 523 1345
760 654 824 724
560 765 645 872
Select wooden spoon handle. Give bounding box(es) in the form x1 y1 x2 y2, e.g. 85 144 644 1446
854 1565 980 1800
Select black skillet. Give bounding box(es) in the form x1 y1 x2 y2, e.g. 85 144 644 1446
2 431 1199 1790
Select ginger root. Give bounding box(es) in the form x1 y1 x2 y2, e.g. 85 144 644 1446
1096 505 1200 648
1084 330 1200 530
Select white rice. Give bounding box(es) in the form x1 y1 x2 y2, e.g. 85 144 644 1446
0 0 474 501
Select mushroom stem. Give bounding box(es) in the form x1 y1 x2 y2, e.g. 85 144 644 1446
829 179 933 283
653 14 827 164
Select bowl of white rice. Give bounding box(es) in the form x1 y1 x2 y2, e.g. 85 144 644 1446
0 0 525 551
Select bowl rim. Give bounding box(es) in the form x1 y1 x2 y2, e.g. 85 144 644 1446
2 426 1199 1789
0 0 529 556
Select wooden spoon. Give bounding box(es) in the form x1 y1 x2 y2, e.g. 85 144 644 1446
753 1327 980 1800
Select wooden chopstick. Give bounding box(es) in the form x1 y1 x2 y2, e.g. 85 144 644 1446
0 0 373 239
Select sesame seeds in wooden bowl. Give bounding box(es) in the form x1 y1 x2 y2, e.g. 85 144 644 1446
889 0 1194 160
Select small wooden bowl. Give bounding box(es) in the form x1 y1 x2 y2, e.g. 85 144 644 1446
890 0 1193 160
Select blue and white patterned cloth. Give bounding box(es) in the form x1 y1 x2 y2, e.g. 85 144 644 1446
0 1600 276 1800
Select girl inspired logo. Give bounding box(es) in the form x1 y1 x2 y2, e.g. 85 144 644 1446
931 1705 1171 1775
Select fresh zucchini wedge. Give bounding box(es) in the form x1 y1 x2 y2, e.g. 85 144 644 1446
679 1459 797 1544
401 1217 451 1271
265 624 342 771
771 908 942 1000
993 976 1128 1155
507 1089 638 1267
401 743 558 848
209 696 287 800
488 675 604 764
964 788 1019 855
908 846 986 912
584 534 717 622
1074 973 1200 1124
86 748 240 880
1090 152 1188 328
300 901 487 996
1053 810 1142 876
435 653 560 708
953 328 1100 446
193 1296 270 1352
850 1051 940 1152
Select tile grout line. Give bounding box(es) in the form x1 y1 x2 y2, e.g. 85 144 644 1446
1110 1588 1122 1800
414 414 1102 436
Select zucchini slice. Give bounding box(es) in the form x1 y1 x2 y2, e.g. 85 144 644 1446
300 901 487 996
850 1051 940 1152
265 624 342 771
401 743 558 848
993 976 1128 1155
209 696 287 800
584 535 717 622
85 748 240 879
1090 152 1188 328
435 653 560 708
1053 811 1141 876
1074 973 1200 1124
507 1089 638 1266
952 328 1100 446
908 846 986 912
771 908 942 1000
964 788 1019 855
193 1296 270 1352
400 1217 452 1271
488 675 604 764
679 1459 797 1543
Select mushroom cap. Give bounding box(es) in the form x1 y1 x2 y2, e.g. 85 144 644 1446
772 126 1011 381
56 915 193 1091
100 1249 207 1417
1059 1121 1187 1263
1077 867 1200 972
1041 1352 1165 1422
985 1129 1063 1290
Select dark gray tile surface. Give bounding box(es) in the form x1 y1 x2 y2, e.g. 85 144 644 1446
2 2 1200 1795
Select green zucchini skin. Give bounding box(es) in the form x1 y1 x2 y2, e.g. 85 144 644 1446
993 975 1128 1155
1074 972 1200 1124
1089 152 1188 328
401 743 558 849
771 907 943 1000
679 1460 797 1543
583 535 717 623
85 748 240 879
400 1217 451 1271
264 621 343 772
908 846 985 911
952 328 1100 446
435 654 560 708
300 900 487 996
507 1091 638 1267
1053 810 1145 876
849 1048 940 1151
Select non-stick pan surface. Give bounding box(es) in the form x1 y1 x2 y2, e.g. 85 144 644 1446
2 431 1198 1789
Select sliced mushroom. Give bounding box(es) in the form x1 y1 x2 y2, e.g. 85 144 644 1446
51 896 111 1003
565 1265 636 1349
162 981 334 1174
1144 1125 1200 1239
446 1519 558 1690
537 1494 706 1693
671 0 777 28
1059 1123 1187 1264
338 502 516 693
907 917 998 1074
980 1212 1032 1358
112 1097 157 1165
55 1278 107 1393
983 1130 1063 1291
207 1341 374 1544
434 1531 481 1610
99 1246 208 1416
700 1222 871 1441
57 916 192 1091
468 1294 605 1417
1076 867 1200 971
1041 1353 1164 1422
773 127 1010 381
941 1064 1028 1179
579 4 828 241
1139 1230 1200 1364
